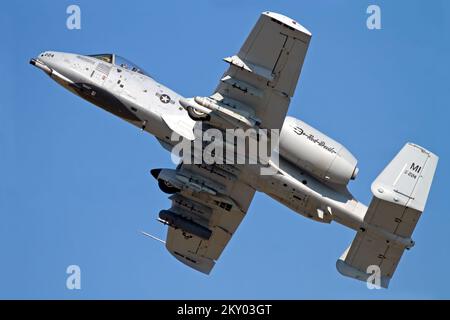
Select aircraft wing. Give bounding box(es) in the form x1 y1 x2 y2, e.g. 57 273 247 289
160 163 256 274
206 11 311 130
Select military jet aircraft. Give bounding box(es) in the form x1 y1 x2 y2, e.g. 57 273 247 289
30 11 438 288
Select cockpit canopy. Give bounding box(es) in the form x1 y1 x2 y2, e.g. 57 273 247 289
88 53 150 77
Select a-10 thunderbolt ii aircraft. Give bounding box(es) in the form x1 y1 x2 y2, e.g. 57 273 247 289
30 11 438 288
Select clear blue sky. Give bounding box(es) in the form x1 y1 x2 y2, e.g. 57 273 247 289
1 0 449 299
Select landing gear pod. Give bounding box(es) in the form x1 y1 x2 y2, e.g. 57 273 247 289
179 98 211 121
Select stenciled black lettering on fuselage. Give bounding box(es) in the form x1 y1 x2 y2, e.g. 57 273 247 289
292 125 337 154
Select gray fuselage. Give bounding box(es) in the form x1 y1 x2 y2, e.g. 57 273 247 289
31 51 368 232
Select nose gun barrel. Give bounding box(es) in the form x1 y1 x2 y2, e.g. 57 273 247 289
30 58 52 75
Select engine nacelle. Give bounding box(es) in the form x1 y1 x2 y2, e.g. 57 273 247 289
279 116 358 185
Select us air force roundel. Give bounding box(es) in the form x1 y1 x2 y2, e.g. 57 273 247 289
160 94 171 104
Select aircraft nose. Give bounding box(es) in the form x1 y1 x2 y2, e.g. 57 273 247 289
30 51 59 73
36 51 61 70
30 51 77 83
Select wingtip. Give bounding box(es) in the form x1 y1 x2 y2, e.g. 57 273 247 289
336 259 390 289
262 11 312 36
407 142 439 161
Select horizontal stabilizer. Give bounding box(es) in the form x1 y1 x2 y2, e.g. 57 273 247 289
337 143 438 288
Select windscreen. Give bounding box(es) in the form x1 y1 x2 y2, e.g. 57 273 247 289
114 55 150 77
88 54 113 64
